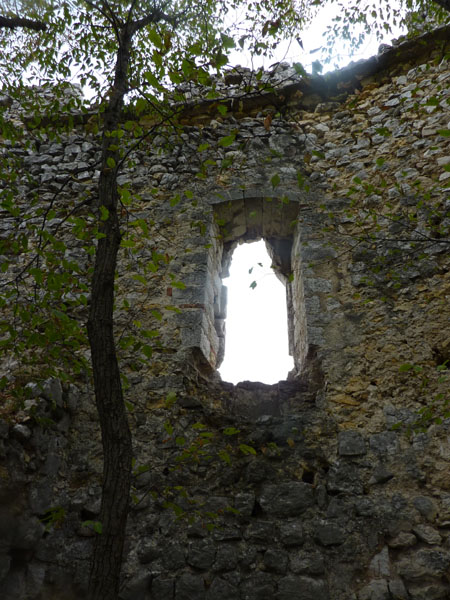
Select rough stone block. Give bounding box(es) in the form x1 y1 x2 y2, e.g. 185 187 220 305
413 496 437 522
187 540 216 570
289 551 325 575
263 547 288 573
206 577 239 600
212 544 239 572
357 579 390 600
279 520 304 546
151 577 175 600
240 573 275 600
259 482 314 517
327 463 364 495
315 521 346 546
338 430 367 456
176 573 205 600
276 575 329 600
369 432 398 455
244 521 276 544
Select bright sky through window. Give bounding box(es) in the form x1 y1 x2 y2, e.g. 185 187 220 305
219 240 294 384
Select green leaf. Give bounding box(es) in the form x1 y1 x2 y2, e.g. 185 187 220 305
217 104 228 116
106 157 116 168
437 129 450 137
293 62 307 77
148 28 163 49
220 33 235 49
223 427 240 436
100 205 109 221
239 443 257 456
271 173 280 188
218 132 236 147
219 450 231 465
165 391 177 407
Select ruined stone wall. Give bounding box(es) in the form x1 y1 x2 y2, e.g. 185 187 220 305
0 27 450 600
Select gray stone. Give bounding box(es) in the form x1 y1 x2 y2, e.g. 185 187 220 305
327 463 364 495
289 551 325 575
240 573 275 600
276 575 329 600
176 573 205 600
369 547 390 578
357 579 390 600
387 532 417 548
187 540 216 570
239 546 258 569
213 544 239 572
412 524 441 545
259 482 314 517
162 542 186 570
397 549 450 580
279 520 304 546
315 521 346 546
406 581 450 599
12 424 32 442
263 547 288 574
388 578 409 600
369 432 398 455
369 464 394 485
244 521 276 544
338 430 366 456
413 496 437 521
137 541 161 564
151 577 175 600
206 577 239 600
120 572 151 600
234 492 255 517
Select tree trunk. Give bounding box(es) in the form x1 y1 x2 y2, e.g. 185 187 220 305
0 15 47 31
87 25 134 600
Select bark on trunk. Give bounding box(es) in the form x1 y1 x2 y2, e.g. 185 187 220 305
0 15 47 31
87 25 134 600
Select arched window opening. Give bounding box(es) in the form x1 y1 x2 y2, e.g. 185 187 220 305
218 240 294 384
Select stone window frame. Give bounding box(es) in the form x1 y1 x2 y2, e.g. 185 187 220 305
176 187 334 381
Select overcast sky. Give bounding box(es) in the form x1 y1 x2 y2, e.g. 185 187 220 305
218 241 294 385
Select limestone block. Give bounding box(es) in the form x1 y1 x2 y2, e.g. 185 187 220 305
276 575 329 600
206 577 239 600
315 521 346 546
259 482 314 517
338 430 367 456
175 572 205 600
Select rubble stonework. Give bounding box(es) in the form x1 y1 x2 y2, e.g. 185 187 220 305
0 26 450 600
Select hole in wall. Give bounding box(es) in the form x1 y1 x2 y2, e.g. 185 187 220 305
218 240 294 385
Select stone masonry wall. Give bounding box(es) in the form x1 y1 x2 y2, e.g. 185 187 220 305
0 26 449 600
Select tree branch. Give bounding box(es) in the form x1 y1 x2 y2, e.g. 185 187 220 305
0 15 47 31
130 7 180 34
